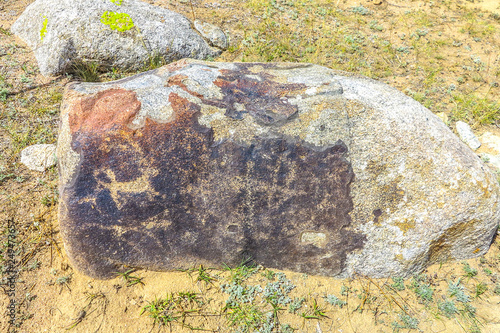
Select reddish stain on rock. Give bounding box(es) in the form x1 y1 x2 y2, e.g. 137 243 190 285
69 88 141 135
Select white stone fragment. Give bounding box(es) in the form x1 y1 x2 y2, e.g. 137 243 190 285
21 144 57 172
456 121 481 150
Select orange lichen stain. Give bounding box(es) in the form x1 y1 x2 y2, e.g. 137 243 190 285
476 179 492 199
69 88 141 135
393 219 415 235
473 248 481 254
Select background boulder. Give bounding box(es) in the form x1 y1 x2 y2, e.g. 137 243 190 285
57 60 500 279
11 0 226 76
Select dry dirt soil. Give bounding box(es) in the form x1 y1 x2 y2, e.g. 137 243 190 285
1 0 500 332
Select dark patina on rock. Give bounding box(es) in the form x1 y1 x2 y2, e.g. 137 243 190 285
58 61 364 279
58 60 500 279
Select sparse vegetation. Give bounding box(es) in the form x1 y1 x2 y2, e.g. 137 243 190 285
115 269 145 287
1 0 500 332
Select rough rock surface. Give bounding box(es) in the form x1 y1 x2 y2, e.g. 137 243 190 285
11 0 225 76
21 143 57 172
57 60 500 279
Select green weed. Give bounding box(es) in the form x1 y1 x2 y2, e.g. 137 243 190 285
56 274 72 285
410 275 434 304
462 263 478 278
70 60 101 82
288 297 305 314
438 300 459 318
390 277 406 291
451 93 500 126
141 296 180 326
324 294 346 308
115 269 144 287
448 279 470 303
223 259 258 285
184 264 216 285
474 282 487 298
301 299 327 320
141 292 205 329
141 52 166 71
391 312 419 332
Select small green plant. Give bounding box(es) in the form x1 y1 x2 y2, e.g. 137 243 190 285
223 258 258 284
141 292 204 329
100 11 134 32
390 277 406 291
70 60 101 82
262 269 276 280
115 269 144 287
185 264 216 285
56 274 72 285
41 194 57 207
439 300 459 318
40 16 48 41
0 173 14 183
0 26 11 35
410 275 434 304
0 75 11 101
474 282 487 298
141 52 166 71
340 284 353 296
288 297 305 314
324 294 346 308
0 87 8 101
448 279 470 303
350 5 370 16
369 20 384 31
301 298 327 320
141 296 180 326
391 312 419 332
462 262 478 278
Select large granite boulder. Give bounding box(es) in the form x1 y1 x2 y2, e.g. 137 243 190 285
11 0 226 76
57 59 500 279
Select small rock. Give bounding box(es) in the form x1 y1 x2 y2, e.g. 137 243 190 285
194 20 228 50
21 144 57 172
456 121 481 150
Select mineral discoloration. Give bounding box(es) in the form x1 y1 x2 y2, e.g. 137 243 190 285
58 60 500 279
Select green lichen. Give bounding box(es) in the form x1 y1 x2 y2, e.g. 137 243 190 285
40 16 48 41
100 11 134 32
110 0 123 5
